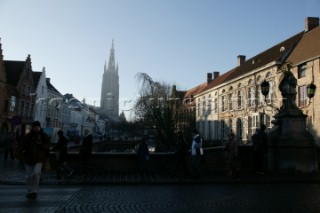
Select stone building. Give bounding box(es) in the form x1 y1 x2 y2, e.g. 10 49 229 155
190 17 320 145
100 40 119 120
3 55 36 136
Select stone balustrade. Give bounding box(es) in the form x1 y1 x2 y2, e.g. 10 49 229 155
49 145 254 173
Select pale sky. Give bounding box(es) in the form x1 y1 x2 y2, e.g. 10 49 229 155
1 0 319 117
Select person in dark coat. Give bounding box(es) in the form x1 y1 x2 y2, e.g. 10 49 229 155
79 129 93 171
136 137 149 171
15 121 51 199
252 124 268 174
173 131 189 175
4 132 15 161
53 130 73 179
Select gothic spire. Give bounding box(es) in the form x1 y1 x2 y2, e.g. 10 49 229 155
107 39 116 71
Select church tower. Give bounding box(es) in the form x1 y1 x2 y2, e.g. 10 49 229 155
100 40 119 120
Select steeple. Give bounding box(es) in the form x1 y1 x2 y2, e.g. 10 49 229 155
107 39 116 71
100 40 119 120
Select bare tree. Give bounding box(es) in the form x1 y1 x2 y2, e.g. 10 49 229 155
133 73 180 151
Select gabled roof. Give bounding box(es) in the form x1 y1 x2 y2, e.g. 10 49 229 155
32 72 42 88
202 31 304 93
287 26 320 65
46 78 62 96
4 60 25 86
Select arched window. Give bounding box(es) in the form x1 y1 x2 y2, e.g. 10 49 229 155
266 72 272 78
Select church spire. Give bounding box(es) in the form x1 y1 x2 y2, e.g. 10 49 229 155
107 39 116 71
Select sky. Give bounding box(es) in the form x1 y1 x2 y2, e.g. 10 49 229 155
1 0 320 119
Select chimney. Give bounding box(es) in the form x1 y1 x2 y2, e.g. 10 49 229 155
237 55 246 66
305 17 319 32
213 71 220 79
207 73 213 83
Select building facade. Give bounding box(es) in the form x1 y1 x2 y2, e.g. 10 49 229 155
100 40 119 120
190 17 320 145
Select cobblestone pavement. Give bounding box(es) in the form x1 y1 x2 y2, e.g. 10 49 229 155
1 183 320 212
2 159 320 185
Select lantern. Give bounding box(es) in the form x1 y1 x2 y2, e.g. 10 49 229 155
307 83 316 99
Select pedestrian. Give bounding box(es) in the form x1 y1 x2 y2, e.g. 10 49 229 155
53 130 73 179
15 121 51 199
224 132 239 177
79 129 93 172
173 131 189 175
191 129 203 177
252 124 268 174
3 132 15 161
136 137 149 172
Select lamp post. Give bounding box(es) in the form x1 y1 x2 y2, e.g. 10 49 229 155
307 83 317 99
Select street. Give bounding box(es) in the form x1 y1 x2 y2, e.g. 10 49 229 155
1 183 320 213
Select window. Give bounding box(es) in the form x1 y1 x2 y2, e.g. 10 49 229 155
228 93 233 110
257 87 263 105
22 84 26 95
249 114 260 138
237 90 243 109
214 98 218 113
222 95 227 111
248 87 255 107
27 86 31 96
298 63 306 79
208 99 212 114
298 85 307 107
228 119 233 134
236 118 243 139
266 81 273 104
9 96 16 112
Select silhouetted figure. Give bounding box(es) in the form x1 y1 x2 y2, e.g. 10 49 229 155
252 124 268 174
137 137 149 172
224 132 239 177
4 132 15 161
79 129 93 173
173 131 189 175
53 130 73 179
15 121 51 200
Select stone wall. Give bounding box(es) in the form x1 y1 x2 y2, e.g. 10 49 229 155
50 145 254 173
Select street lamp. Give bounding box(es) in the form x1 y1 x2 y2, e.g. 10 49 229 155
261 80 270 101
307 83 317 99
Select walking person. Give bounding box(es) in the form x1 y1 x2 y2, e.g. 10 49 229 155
79 129 93 172
136 137 150 172
53 130 73 180
224 132 239 177
15 121 51 199
191 129 203 177
173 131 189 175
4 132 15 161
252 124 268 174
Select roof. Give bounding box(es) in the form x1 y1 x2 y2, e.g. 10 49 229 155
286 26 320 65
184 82 208 98
46 78 62 96
4 60 25 86
32 72 42 88
202 31 304 93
